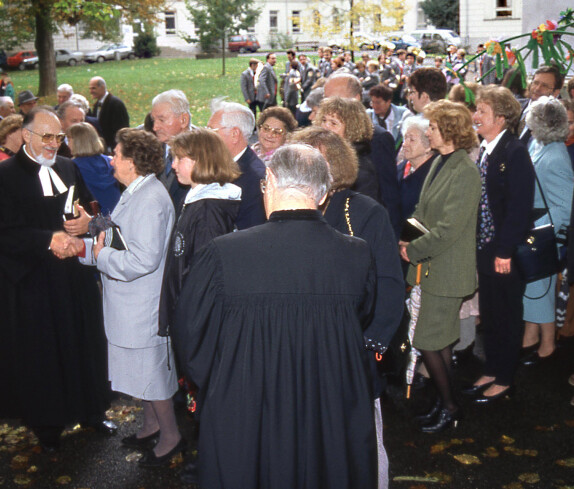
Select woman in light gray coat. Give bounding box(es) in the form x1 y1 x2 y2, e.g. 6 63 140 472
90 129 184 467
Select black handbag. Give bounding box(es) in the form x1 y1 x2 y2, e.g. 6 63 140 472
514 173 560 283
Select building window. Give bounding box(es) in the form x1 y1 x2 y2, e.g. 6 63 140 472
496 0 512 17
292 11 301 33
270 10 278 32
164 11 176 35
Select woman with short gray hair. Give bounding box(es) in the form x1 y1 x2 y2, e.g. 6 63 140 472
521 97 574 364
397 116 435 226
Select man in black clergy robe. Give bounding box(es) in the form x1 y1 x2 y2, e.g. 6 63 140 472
172 144 379 489
0 108 113 451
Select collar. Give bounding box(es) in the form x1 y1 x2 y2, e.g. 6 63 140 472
23 145 68 196
268 209 323 222
184 182 242 205
482 129 507 156
98 92 109 104
234 146 247 161
126 174 153 195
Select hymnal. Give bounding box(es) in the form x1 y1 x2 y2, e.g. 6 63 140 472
400 217 430 242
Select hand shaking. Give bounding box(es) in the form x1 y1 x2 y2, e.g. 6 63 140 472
50 231 84 259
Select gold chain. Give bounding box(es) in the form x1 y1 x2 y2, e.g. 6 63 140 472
344 197 353 236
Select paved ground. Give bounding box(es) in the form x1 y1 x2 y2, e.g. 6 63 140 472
1 338 573 489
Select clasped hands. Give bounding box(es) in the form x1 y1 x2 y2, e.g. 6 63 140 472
50 204 93 259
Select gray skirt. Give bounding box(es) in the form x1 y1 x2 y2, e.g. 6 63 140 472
108 342 178 401
413 290 463 351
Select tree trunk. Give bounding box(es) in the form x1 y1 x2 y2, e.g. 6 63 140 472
221 31 226 76
35 1 57 97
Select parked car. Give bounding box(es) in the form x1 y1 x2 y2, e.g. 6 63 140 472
328 34 380 52
384 33 422 52
7 50 36 70
409 29 461 53
228 35 260 53
84 44 135 63
21 49 84 70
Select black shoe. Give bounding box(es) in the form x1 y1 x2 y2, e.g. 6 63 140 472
121 431 160 450
413 399 441 424
460 380 494 395
420 407 461 433
474 386 514 404
138 437 187 468
521 349 557 366
412 373 430 391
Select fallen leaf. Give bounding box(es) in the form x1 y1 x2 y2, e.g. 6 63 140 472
524 449 538 457
10 455 29 470
518 473 540 484
504 446 524 456
502 483 524 489
393 476 441 482
449 438 464 445
556 458 574 468
534 424 558 431
56 475 72 485
430 441 450 454
501 435 515 445
483 446 500 457
169 452 184 468
564 420 574 428
125 452 143 462
13 475 32 486
27 466 38 473
426 472 453 484
453 454 481 465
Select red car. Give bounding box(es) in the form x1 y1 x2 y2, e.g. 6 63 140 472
7 50 37 69
228 35 260 53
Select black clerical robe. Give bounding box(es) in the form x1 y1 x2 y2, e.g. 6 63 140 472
0 149 110 427
172 210 378 489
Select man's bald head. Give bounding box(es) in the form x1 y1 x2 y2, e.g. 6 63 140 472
324 74 362 101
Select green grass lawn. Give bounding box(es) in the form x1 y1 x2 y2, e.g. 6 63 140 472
7 55 289 127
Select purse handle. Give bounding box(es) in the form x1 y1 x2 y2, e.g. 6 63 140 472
532 170 555 229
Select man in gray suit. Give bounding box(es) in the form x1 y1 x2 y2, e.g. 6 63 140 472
256 53 278 110
151 89 194 207
299 54 317 102
240 58 261 118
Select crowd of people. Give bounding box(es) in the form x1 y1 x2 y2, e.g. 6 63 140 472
1 43 574 489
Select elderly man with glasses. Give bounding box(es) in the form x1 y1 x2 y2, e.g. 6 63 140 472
0 107 115 452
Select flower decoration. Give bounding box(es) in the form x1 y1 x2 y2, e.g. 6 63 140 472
485 40 502 55
505 47 516 65
531 20 558 44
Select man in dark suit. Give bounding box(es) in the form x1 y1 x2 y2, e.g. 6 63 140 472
324 73 402 237
56 100 85 158
256 53 278 110
88 76 129 153
518 65 564 145
299 54 318 102
240 58 261 118
208 100 266 229
151 89 194 208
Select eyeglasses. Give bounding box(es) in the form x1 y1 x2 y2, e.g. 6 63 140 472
259 124 285 137
27 129 66 144
260 179 267 194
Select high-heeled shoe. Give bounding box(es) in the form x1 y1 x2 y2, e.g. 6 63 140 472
413 399 441 424
121 431 160 450
419 407 461 433
473 386 514 404
460 379 494 395
138 437 187 468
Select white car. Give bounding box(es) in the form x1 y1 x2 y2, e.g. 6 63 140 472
84 44 135 63
21 49 84 70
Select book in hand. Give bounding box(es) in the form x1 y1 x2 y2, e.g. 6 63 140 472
104 226 128 251
400 217 430 242
63 185 80 221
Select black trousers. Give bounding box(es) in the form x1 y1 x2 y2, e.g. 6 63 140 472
478 271 526 386
248 100 262 119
